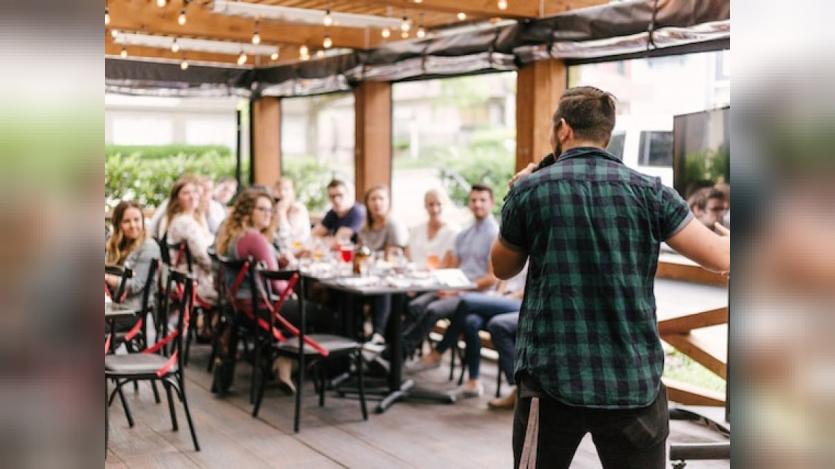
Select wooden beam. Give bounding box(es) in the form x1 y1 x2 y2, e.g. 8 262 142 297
108 0 379 51
354 81 392 201
252 97 282 186
105 32 303 66
359 0 608 20
515 58 566 172
663 378 725 407
657 254 729 287
663 330 728 380
658 307 728 335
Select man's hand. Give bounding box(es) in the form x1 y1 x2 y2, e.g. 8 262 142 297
715 223 730 237
509 163 536 188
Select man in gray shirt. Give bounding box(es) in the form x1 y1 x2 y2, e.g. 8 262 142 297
401 184 499 364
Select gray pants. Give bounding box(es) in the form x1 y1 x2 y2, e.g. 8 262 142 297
401 292 461 356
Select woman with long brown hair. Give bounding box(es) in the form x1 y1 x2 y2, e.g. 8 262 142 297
105 200 160 309
161 176 217 301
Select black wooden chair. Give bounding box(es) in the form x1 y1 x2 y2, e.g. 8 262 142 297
105 269 200 451
105 264 132 304
251 268 367 432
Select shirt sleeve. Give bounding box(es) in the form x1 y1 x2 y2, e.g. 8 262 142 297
658 183 694 240
499 189 528 252
347 205 366 233
387 220 409 249
321 210 336 232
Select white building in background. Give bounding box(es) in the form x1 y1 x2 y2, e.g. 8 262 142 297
105 94 244 152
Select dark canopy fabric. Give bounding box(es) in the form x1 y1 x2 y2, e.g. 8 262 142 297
105 0 729 97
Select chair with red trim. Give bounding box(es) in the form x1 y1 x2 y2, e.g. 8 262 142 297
251 267 368 432
105 264 132 305
105 269 201 451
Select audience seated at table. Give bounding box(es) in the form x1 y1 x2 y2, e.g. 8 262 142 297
160 176 217 302
357 185 409 349
406 189 459 269
105 200 161 312
312 179 366 242
400 184 499 360
272 178 311 246
412 264 526 404
213 176 238 207
150 175 226 237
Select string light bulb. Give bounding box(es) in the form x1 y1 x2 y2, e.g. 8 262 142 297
156 0 166 7
498 0 508 10
299 44 308 56
316 50 325 58
270 50 279 60
323 35 332 49
178 9 187 25
323 9 333 26
414 0 422 3
381 27 391 38
457 12 466 20
110 29 119 39
417 26 426 38
400 16 410 32
120 47 127 58
180 59 189 70
237 51 247 65
171 38 179 53
401 30 408 39
251 21 260 45
105 8 110 25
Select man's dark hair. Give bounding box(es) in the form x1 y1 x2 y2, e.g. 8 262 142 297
470 183 494 201
327 179 347 190
687 187 727 211
553 86 617 144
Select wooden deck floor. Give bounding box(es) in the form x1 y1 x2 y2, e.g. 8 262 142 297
106 345 729 468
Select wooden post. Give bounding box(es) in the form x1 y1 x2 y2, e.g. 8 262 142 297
354 81 392 201
515 59 567 172
251 97 281 186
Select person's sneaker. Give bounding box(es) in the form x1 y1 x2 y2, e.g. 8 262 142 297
404 357 441 374
453 382 484 399
487 389 517 410
361 333 386 361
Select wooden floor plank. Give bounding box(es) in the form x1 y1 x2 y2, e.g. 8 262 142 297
106 344 730 469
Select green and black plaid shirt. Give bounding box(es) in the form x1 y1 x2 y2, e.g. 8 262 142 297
500 147 692 408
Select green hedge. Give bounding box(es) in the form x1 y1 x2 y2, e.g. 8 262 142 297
105 145 238 210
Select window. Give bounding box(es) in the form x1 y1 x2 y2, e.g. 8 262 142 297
607 132 626 159
391 73 516 229
280 93 355 216
638 131 673 167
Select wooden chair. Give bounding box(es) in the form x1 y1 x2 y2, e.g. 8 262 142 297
252 268 368 432
105 269 200 451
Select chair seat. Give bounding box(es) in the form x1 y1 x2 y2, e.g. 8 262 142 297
105 353 177 375
276 334 360 355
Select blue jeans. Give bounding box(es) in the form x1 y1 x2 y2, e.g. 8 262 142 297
437 293 521 380
487 312 518 385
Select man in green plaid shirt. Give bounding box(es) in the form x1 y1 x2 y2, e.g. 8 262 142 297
491 86 730 468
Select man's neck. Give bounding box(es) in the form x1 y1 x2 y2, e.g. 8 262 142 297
560 140 606 154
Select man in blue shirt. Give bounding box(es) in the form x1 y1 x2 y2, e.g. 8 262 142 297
402 184 499 365
312 179 366 240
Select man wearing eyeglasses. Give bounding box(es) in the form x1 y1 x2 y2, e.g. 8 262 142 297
312 179 366 241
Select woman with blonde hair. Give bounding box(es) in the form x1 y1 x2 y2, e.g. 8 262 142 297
161 176 217 302
406 188 459 269
105 200 160 310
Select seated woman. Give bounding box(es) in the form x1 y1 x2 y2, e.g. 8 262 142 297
410 265 527 399
214 188 323 395
357 185 408 348
161 176 217 302
105 200 161 314
272 178 311 247
406 189 459 269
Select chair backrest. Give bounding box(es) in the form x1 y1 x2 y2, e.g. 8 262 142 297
137 259 160 344
214 252 257 315
256 268 305 346
161 268 195 364
154 234 193 274
154 236 171 266
105 264 133 303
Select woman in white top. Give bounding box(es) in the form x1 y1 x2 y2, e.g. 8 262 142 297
273 178 311 245
406 189 459 269
162 176 217 302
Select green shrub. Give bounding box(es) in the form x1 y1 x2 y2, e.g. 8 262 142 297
438 139 515 217
281 158 338 215
105 145 238 210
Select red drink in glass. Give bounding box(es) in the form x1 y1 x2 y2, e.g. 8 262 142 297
340 246 353 263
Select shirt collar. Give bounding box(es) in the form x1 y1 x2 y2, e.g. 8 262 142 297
556 146 622 165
